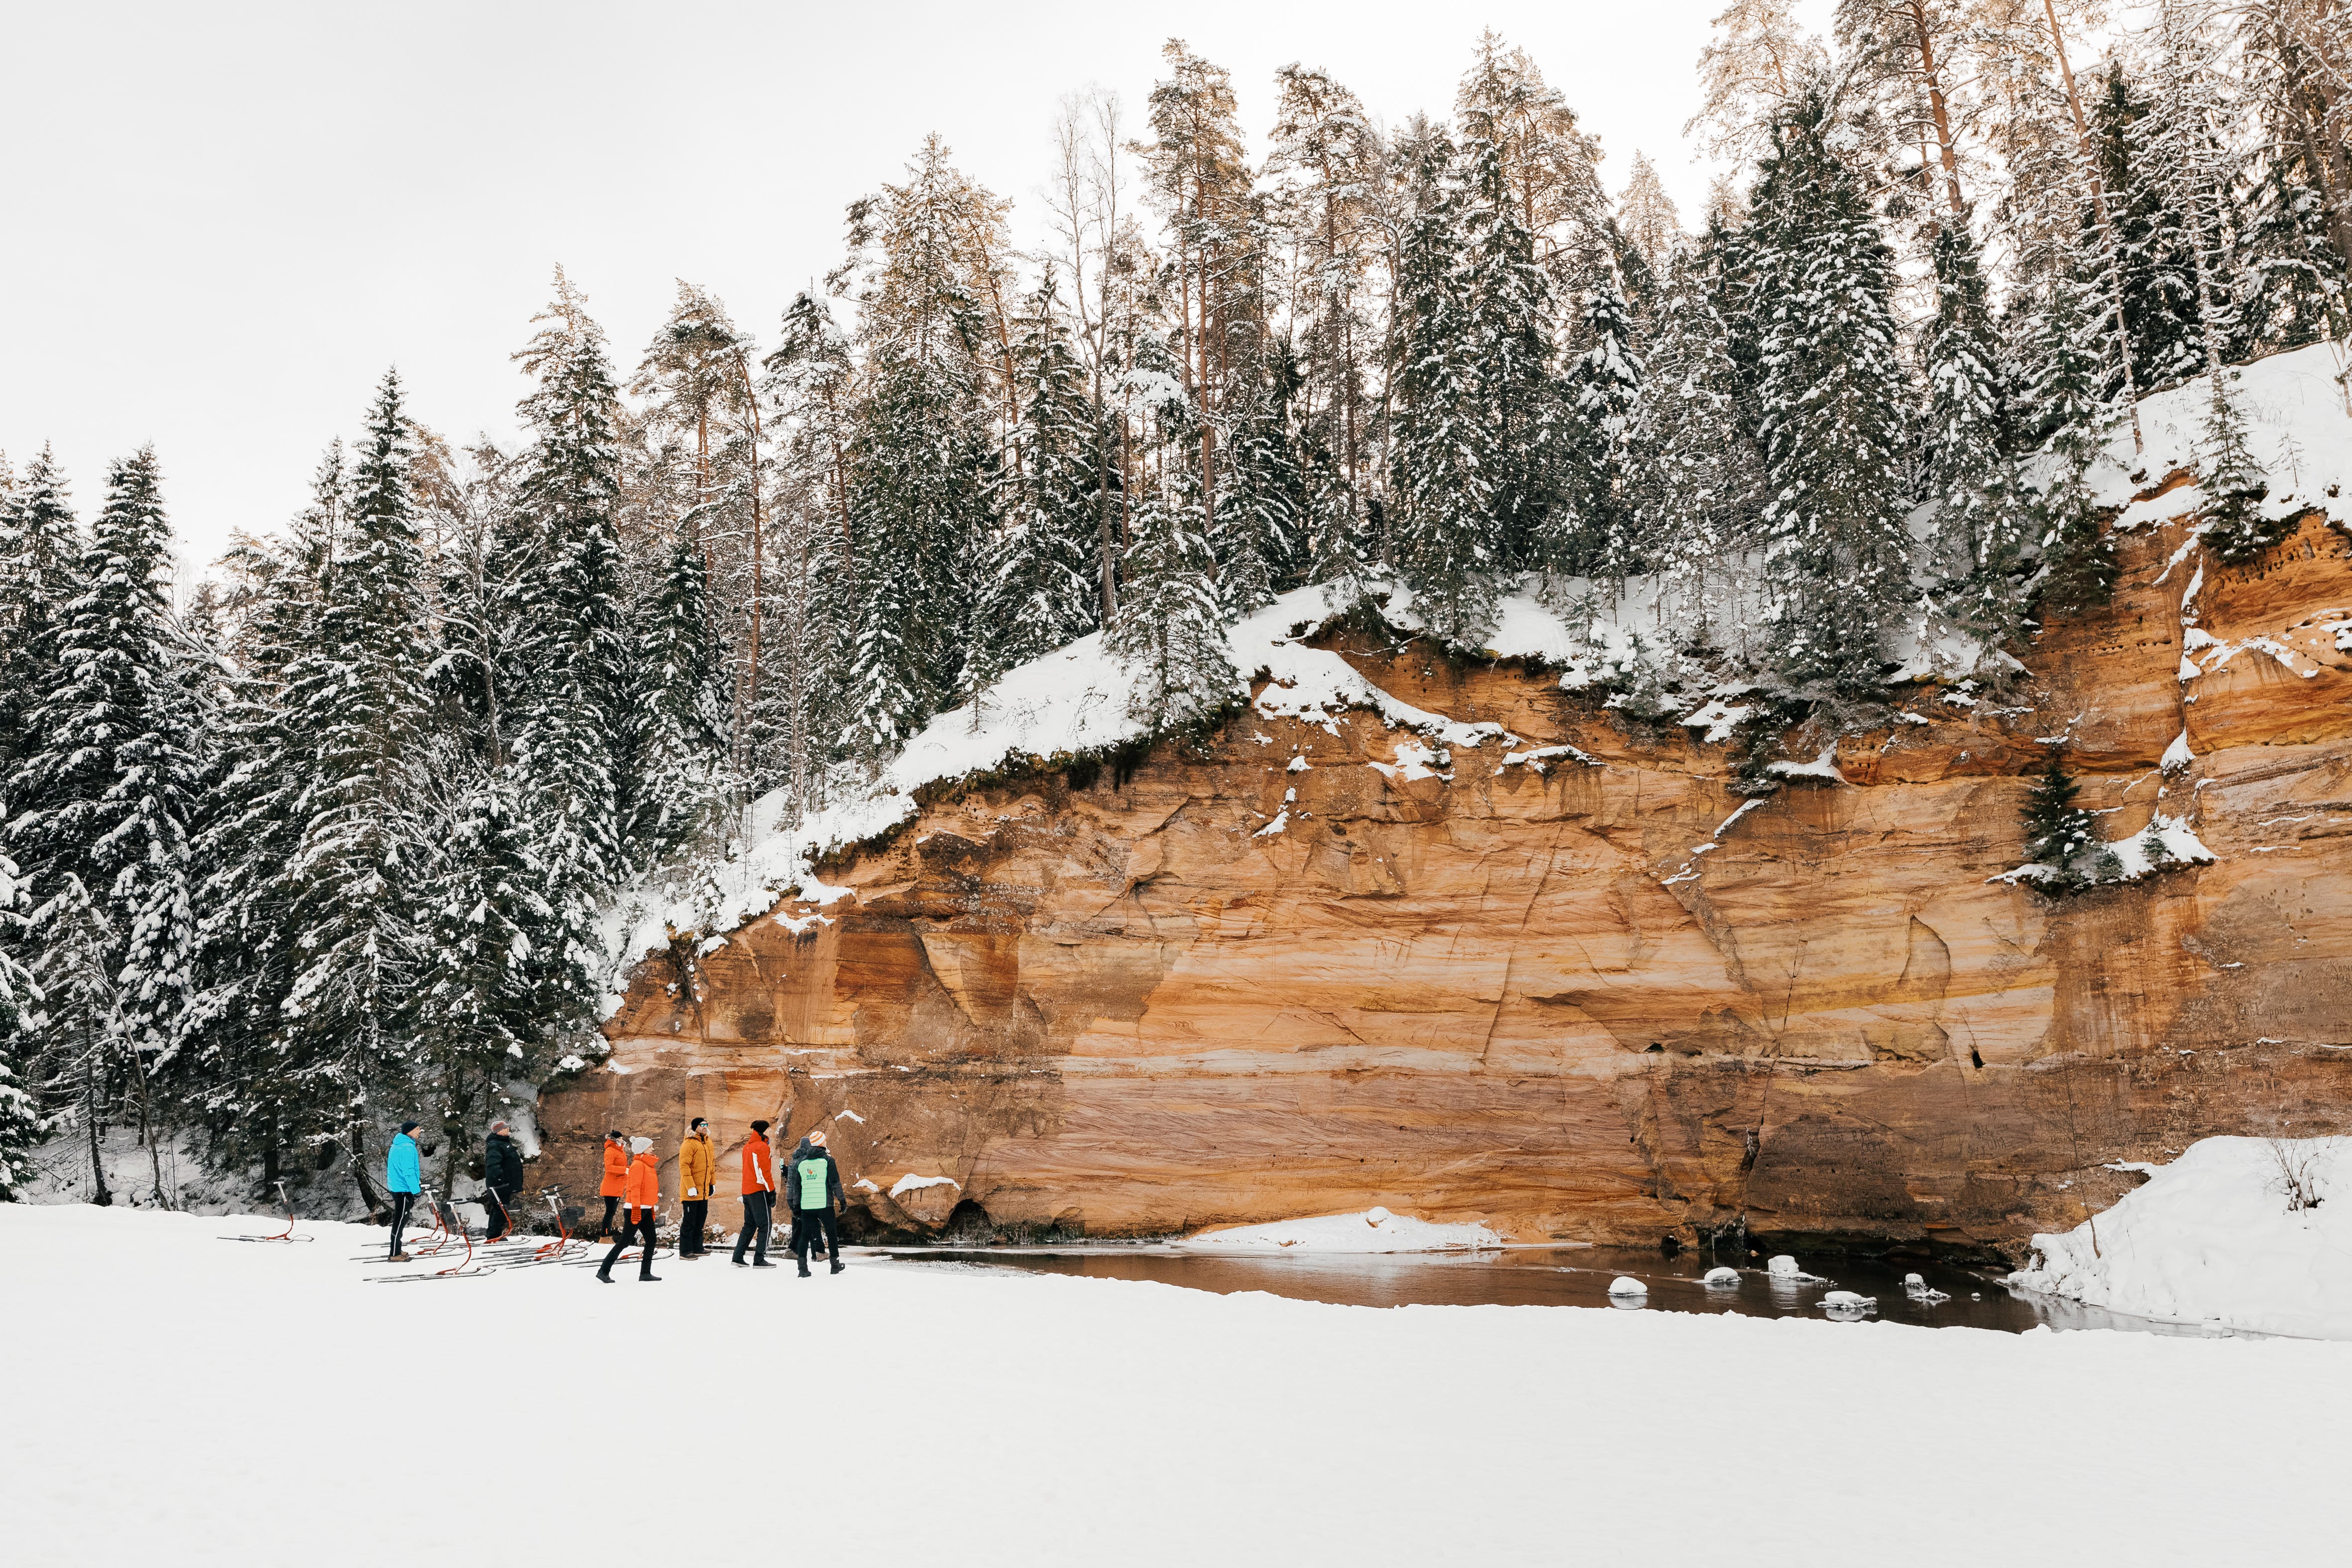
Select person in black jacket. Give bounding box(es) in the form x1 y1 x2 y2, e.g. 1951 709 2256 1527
482 1121 525 1241
786 1130 846 1277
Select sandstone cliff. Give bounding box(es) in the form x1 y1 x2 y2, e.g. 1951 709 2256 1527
546 475 2352 1262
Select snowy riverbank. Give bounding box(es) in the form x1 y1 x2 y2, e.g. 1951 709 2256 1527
5 1204 2348 1566
2010 1135 2352 1340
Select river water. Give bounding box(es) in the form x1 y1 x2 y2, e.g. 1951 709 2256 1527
870 1244 2233 1336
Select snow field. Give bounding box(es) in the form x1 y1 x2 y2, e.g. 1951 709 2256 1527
2010 1136 2352 1340
6 1204 2350 1567
1180 1206 1504 1252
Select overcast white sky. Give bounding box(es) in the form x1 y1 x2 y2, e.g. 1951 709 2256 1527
1 1 1770 574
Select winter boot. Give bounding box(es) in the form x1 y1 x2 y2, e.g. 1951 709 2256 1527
830 1256 845 1275
639 1271 662 1282
388 1252 412 1263
797 1261 812 1277
752 1260 778 1269
595 1269 614 1284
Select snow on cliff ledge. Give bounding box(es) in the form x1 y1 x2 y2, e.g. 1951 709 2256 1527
2008 1136 2352 1340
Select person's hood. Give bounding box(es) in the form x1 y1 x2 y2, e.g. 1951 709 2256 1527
487 1131 513 1143
686 1128 711 1142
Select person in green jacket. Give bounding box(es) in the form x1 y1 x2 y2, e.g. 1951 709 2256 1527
787 1129 845 1277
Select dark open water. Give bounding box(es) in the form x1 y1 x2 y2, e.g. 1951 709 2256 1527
871 1245 2240 1336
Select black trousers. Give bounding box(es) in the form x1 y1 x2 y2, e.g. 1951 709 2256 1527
791 1208 840 1269
734 1192 773 1263
600 1195 619 1238
600 1210 659 1278
485 1187 518 1241
680 1199 708 1255
387 1192 416 1257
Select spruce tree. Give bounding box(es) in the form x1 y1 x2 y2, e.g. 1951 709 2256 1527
1211 348 1306 617
1634 244 1766 645
0 448 83 799
975 272 1107 679
1388 128 1501 649
623 531 727 861
1744 84 1915 695
507 278 632 1011
1567 277 1646 584
1111 462 1238 734
2020 264 2124 619
1922 220 2029 636
0 841 46 1199
278 372 434 1168
7 448 200 1067
2018 746 2117 892
1461 137 1565 572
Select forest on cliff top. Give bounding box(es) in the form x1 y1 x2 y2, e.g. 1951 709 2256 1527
4 0 2351 1205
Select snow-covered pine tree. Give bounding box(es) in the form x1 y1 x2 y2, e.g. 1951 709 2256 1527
1462 136 1566 574
1111 459 1239 735
2018 744 2118 892
278 372 435 1178
1211 342 1306 617
1634 243 1767 647
409 757 554 1179
2136 2 2283 564
841 138 1006 765
2237 0 2352 347
1268 65 1381 537
178 468 338 1185
1922 219 2029 637
2018 261 2124 619
7 448 200 1079
508 276 633 942
0 448 83 796
1567 276 1646 584
622 530 727 862
2099 65 2218 391
1454 30 1610 282
0 840 46 1199
975 271 1107 681
1744 82 1916 695
1388 126 1502 649
763 286 862 818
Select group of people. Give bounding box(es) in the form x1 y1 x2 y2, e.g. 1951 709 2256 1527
379 1117 533 1262
376 1116 846 1283
593 1119 847 1283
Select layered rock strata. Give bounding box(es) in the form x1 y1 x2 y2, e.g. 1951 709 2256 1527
544 500 2352 1259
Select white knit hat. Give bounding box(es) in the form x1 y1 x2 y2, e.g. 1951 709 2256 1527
628 1136 654 1155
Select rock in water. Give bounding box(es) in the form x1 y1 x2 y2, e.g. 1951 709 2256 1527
1768 1254 1800 1277
1608 1275 1648 1296
1702 1266 1740 1287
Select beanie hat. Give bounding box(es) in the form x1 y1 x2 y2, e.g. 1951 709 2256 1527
399 1120 419 1134
690 1117 706 1131
607 1129 621 1140
629 1136 654 1155
750 1120 770 1134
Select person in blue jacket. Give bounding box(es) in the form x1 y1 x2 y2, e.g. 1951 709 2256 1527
385 1120 423 1261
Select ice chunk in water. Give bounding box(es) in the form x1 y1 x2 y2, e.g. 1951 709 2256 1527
1702 1266 1740 1287
1608 1275 1648 1296
1767 1254 1800 1277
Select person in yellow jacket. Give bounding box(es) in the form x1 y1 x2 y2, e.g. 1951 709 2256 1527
677 1117 717 1259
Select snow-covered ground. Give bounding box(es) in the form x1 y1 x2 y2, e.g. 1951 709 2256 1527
2010 1136 2352 1340
6 1204 2349 1566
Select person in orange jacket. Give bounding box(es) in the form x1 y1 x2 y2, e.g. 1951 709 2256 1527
732 1119 777 1268
597 1129 628 1239
595 1137 663 1284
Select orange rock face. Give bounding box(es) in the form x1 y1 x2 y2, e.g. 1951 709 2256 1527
544 501 2352 1260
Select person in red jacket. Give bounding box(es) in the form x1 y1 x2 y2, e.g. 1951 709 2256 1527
595 1137 663 1284
732 1119 778 1268
597 1130 628 1239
